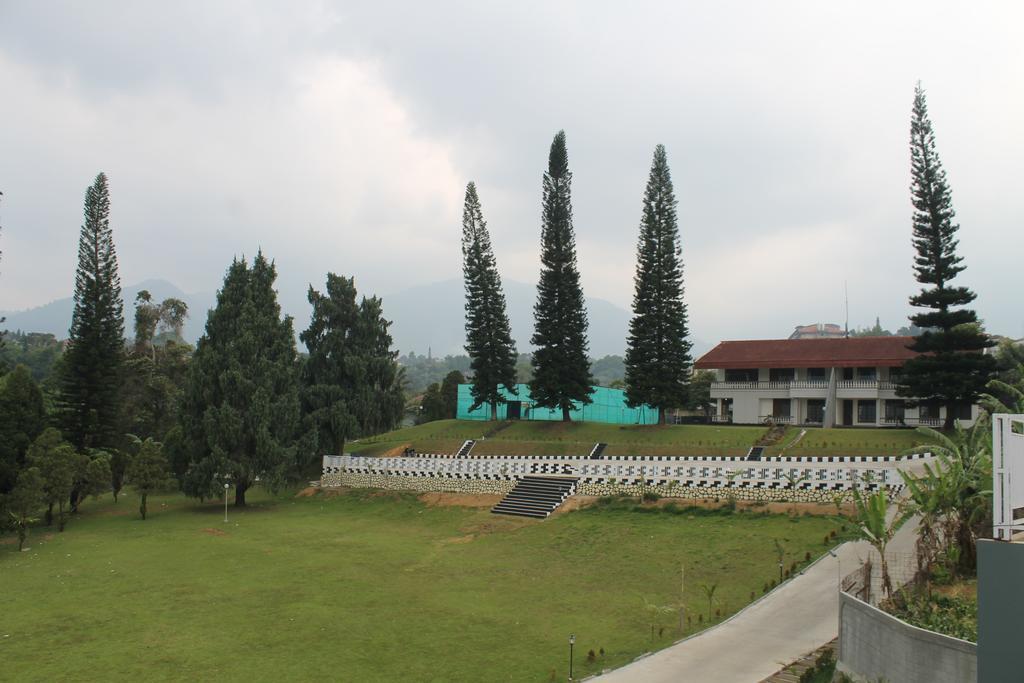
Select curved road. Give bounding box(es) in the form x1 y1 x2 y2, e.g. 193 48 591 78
595 516 918 683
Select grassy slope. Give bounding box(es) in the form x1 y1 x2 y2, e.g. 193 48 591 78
348 420 933 457
1 490 841 682
769 427 932 456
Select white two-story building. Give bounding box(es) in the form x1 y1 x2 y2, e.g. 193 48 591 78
694 336 978 427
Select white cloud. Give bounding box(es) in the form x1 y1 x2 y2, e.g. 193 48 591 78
0 52 466 313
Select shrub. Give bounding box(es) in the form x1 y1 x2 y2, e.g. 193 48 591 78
599 647 605 657
805 551 811 562
824 535 831 545
642 491 660 503
587 649 596 663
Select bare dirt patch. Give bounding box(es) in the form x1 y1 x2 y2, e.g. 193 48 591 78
295 487 320 497
201 528 228 537
377 444 413 458
418 492 503 508
552 496 599 514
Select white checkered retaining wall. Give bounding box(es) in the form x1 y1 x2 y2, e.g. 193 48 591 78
322 453 930 503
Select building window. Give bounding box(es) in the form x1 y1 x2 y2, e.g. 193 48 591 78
725 368 758 382
807 368 827 381
857 400 877 423
806 399 825 423
889 367 903 383
842 368 854 380
885 400 905 423
953 403 972 420
772 398 791 419
769 368 795 382
856 367 877 380
920 401 940 420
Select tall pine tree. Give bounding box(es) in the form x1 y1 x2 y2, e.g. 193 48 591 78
529 131 593 421
624 145 692 424
461 182 517 419
60 173 125 450
180 253 301 505
897 84 994 429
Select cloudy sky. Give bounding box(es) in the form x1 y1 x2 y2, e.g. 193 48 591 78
1 1 1021 344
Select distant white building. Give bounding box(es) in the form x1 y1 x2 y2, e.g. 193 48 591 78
789 322 845 339
694 336 979 427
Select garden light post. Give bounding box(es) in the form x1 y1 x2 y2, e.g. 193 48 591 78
224 483 230 523
569 634 575 681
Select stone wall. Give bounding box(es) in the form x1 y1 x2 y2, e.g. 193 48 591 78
323 471 515 496
837 591 977 683
575 481 845 504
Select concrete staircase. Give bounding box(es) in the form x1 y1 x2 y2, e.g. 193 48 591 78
491 476 579 519
456 440 476 457
588 442 608 459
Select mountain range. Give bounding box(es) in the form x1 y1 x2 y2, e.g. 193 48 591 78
1 277 710 359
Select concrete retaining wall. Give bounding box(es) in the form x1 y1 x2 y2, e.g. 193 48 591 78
323 454 909 504
322 472 515 496
837 591 976 683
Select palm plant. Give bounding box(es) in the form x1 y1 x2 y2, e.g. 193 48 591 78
850 488 913 598
903 415 992 574
979 374 1024 414
899 456 958 582
699 582 718 621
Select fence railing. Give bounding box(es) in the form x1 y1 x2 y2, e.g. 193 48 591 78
712 379 899 392
880 416 943 427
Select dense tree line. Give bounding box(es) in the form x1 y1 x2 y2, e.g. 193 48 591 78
0 173 407 549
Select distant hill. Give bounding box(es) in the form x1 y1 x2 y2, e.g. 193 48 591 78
0 279 215 343
384 278 710 359
1 277 710 359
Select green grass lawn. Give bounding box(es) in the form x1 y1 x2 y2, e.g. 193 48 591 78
1 489 842 681
348 420 931 458
770 427 934 456
350 420 768 457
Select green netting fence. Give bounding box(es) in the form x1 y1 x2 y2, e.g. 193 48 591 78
456 383 658 424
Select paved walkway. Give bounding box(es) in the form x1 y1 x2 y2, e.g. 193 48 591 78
595 516 918 683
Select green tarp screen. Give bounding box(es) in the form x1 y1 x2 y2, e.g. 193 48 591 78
456 383 658 425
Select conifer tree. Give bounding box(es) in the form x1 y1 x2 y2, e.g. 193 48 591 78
180 253 301 505
529 131 594 421
301 274 360 458
300 274 404 459
461 182 517 419
60 173 124 450
897 84 995 429
349 295 405 436
624 145 692 424
0 364 46 493
440 369 466 420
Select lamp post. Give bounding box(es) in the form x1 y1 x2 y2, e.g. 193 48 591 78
568 634 575 681
224 483 230 523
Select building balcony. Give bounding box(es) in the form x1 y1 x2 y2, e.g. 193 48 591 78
711 379 899 399
758 414 794 424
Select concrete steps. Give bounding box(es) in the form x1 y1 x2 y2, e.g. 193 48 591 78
491 476 578 519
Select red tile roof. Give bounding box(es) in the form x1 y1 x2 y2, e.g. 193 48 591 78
694 336 918 369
